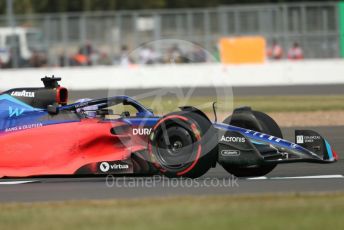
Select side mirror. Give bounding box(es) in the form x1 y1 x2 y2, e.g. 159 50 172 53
47 105 59 115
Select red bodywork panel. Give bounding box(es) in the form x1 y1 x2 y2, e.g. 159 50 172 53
0 119 144 178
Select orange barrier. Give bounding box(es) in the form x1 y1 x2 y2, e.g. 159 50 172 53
219 36 266 64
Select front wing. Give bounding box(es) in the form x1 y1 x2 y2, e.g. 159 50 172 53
215 123 338 167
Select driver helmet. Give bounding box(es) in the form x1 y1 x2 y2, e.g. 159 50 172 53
75 98 98 118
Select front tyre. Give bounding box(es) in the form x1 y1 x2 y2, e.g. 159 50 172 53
221 110 283 177
149 111 217 178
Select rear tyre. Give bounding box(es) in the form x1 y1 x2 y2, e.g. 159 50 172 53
222 110 282 177
149 111 217 178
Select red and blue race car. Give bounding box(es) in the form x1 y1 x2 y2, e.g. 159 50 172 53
0 77 338 178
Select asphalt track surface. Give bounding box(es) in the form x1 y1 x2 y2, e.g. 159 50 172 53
0 126 343 203
69 84 344 100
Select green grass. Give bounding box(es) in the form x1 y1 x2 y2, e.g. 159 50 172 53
0 193 344 230
135 95 344 113
234 95 344 112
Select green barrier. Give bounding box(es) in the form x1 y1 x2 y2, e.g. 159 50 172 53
339 1 344 57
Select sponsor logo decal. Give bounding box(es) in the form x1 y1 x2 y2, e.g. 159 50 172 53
8 106 25 117
304 135 321 143
133 128 152 136
11 90 35 98
296 135 304 144
296 135 320 144
99 162 129 172
220 135 246 143
221 150 240 156
100 162 110 172
245 130 282 143
5 123 43 132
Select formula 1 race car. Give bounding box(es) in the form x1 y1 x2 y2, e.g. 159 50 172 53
0 77 338 178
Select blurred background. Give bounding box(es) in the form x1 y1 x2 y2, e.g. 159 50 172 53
0 0 342 68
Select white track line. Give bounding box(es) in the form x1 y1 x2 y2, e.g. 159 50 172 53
247 176 268 180
248 175 344 180
0 180 37 185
